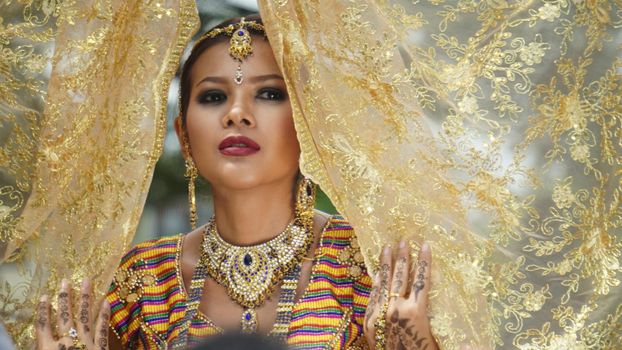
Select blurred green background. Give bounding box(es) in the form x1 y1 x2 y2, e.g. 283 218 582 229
133 0 337 245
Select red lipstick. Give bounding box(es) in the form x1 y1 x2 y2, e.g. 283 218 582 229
218 135 261 156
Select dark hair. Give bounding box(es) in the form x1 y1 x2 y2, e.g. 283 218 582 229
179 14 265 128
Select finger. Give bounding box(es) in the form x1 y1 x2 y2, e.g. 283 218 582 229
378 245 393 305
410 241 432 304
35 295 54 346
94 300 111 350
57 279 76 338
363 245 392 347
376 245 393 349
364 268 381 331
389 240 410 299
363 272 378 347
77 279 93 343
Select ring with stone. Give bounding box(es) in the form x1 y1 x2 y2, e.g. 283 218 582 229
59 327 78 339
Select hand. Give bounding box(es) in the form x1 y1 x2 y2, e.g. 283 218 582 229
36 279 111 350
364 241 438 350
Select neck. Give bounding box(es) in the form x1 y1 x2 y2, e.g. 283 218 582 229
210 179 296 246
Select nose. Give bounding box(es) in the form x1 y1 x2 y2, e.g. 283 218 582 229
222 97 256 128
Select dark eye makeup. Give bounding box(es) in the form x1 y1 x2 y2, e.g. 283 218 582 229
257 87 287 101
196 90 227 104
195 87 288 105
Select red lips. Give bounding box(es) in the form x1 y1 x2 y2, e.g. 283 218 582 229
218 135 261 156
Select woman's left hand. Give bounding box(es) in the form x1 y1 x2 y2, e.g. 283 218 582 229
36 279 110 350
363 241 439 350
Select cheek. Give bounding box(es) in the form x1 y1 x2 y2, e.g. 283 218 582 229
273 108 300 159
185 110 220 161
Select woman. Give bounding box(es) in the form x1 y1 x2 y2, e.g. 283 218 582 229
35 16 438 350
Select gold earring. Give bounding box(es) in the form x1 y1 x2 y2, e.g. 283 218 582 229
295 176 316 229
182 130 198 230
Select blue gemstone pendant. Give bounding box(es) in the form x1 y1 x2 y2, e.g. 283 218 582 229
243 253 252 266
241 308 258 333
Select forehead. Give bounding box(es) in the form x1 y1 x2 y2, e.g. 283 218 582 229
190 37 281 81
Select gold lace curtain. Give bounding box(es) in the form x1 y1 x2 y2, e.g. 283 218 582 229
260 0 621 349
0 1 198 347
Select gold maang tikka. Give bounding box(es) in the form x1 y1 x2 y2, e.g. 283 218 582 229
195 17 265 85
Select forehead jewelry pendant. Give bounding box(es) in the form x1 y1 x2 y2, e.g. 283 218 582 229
234 65 243 85
229 22 253 85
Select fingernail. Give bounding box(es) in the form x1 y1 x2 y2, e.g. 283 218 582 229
82 279 90 288
40 295 48 302
61 279 68 289
422 241 430 252
101 300 110 309
383 245 391 255
399 240 407 248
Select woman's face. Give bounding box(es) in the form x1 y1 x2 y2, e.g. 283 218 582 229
180 37 300 191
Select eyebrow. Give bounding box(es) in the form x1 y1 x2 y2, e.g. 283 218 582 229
195 74 284 87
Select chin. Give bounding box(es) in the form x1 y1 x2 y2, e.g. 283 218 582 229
218 177 263 191
204 169 257 190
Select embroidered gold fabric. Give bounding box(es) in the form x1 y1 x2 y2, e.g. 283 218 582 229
259 1 621 349
0 1 199 346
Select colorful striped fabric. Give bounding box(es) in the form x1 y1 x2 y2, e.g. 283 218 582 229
106 216 372 349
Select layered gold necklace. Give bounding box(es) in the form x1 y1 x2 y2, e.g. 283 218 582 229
202 216 313 332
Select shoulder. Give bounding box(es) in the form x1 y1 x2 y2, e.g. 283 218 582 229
312 213 368 280
108 235 183 303
106 235 184 347
318 213 358 247
289 214 371 348
116 235 182 269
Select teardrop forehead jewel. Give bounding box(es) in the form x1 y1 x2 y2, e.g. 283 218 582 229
194 17 266 85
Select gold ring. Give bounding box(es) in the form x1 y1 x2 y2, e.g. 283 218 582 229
389 292 401 299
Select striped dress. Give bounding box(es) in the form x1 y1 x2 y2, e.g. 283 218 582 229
106 216 372 349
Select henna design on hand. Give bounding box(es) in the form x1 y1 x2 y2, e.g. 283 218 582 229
80 293 90 332
37 301 47 329
365 283 379 325
58 345 67 350
98 309 110 350
393 309 432 350
413 261 427 301
59 291 70 325
379 263 390 299
386 310 403 349
392 257 407 294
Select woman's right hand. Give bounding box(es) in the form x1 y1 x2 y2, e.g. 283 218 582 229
36 279 110 350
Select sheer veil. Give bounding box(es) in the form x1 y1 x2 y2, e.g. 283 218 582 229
260 1 621 349
0 1 198 346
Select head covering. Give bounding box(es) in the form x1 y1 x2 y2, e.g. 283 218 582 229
260 1 622 349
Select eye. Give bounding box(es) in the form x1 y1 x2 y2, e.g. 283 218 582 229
257 88 286 101
197 90 227 104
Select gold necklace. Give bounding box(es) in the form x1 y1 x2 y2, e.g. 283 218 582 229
202 216 313 331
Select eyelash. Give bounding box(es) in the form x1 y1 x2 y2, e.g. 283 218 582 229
257 88 286 101
197 90 226 104
196 88 287 105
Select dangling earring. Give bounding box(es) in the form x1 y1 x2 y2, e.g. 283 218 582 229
181 125 198 230
294 176 316 230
